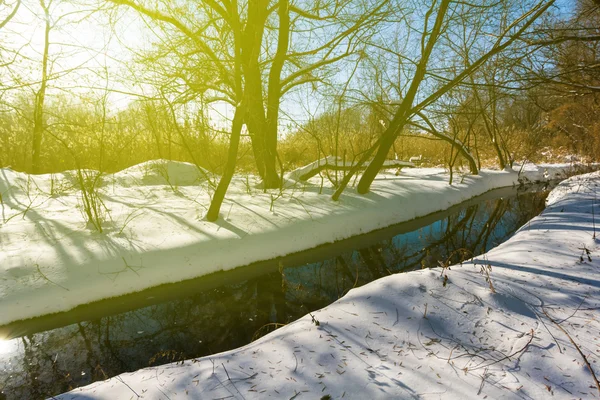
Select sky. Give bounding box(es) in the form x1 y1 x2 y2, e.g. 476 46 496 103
1 0 148 108
0 0 364 133
1 0 301 134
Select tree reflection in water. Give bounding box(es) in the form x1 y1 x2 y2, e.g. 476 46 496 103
0 188 548 400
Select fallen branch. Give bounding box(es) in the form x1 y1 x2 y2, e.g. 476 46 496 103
288 157 415 181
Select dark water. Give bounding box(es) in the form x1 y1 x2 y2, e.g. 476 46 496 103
0 185 551 399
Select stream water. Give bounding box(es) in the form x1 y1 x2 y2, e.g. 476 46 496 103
0 184 552 399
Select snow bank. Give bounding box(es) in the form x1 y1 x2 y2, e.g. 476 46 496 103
0 161 587 327
517 162 594 183
546 170 600 207
53 170 600 399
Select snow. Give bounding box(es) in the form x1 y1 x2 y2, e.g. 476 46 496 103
52 169 600 399
110 159 212 187
0 161 588 328
516 162 583 182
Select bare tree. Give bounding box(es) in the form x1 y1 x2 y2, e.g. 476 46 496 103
23 0 101 173
107 0 390 219
525 0 600 93
0 0 20 30
31 0 51 173
332 0 555 200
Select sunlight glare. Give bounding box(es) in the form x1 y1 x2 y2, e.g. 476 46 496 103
0 338 15 355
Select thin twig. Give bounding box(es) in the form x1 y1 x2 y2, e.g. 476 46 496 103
543 308 600 395
293 352 298 373
36 264 69 291
221 363 231 380
116 376 141 398
469 329 534 371
221 363 245 400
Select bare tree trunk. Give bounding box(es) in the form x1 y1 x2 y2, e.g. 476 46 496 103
31 0 50 174
356 0 451 194
240 0 280 187
357 123 402 194
263 0 289 189
241 0 284 189
0 0 20 30
414 112 478 174
469 74 506 169
206 105 244 221
206 0 245 221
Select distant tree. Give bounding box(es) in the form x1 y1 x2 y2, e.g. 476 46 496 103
0 0 22 108
31 0 51 173
529 0 599 93
522 0 600 158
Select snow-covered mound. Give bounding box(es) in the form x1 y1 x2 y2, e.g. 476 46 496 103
110 159 211 187
53 166 600 399
286 156 340 181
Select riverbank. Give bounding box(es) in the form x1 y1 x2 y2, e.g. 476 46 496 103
53 170 600 399
0 162 585 326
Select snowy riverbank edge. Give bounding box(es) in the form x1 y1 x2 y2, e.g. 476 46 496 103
53 170 600 399
0 162 587 327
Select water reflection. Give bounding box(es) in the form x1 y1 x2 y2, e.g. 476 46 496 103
0 187 549 399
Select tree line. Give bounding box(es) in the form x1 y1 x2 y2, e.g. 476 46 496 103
0 0 598 221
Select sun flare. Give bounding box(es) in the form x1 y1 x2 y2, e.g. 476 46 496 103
0 338 15 355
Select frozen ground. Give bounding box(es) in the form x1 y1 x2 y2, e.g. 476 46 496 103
0 161 585 326
52 169 600 399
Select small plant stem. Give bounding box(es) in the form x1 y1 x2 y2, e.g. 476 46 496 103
593 191 596 239
36 264 69 291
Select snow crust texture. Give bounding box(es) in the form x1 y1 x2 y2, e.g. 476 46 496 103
50 167 600 399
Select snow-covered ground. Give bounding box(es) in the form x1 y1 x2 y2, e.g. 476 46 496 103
0 161 585 327
52 169 600 399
